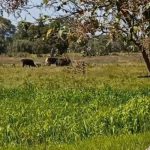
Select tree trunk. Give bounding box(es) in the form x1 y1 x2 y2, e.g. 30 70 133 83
141 48 150 73
133 40 150 73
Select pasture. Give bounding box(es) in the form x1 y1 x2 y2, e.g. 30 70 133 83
0 54 150 149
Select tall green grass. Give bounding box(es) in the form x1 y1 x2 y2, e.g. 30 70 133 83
0 64 150 149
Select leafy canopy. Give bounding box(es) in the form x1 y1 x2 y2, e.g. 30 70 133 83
1 0 150 48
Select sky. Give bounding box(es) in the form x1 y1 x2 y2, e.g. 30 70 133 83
2 0 60 25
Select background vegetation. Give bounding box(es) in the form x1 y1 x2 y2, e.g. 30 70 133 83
0 16 139 57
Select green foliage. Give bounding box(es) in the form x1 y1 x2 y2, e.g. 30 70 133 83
49 20 61 31
0 16 15 54
10 39 33 53
86 36 109 56
10 19 69 55
0 16 16 36
0 37 7 53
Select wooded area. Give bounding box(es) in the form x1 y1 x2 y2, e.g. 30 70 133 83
0 16 137 56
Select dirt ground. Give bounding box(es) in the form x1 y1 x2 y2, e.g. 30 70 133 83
0 53 144 66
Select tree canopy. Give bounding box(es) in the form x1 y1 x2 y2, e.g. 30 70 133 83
1 0 150 44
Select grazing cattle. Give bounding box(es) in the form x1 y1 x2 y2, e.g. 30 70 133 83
21 59 36 67
45 57 58 66
56 57 71 66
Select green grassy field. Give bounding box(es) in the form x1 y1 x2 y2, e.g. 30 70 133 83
0 58 150 149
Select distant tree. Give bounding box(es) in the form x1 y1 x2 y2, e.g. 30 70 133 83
44 19 70 56
0 16 15 53
14 21 32 39
9 39 33 54
13 19 70 55
32 39 52 54
0 16 15 37
87 36 109 56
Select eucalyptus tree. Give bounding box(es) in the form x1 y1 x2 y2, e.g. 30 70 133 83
1 0 150 72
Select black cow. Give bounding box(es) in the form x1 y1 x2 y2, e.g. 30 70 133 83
21 59 36 67
45 57 58 66
56 57 71 66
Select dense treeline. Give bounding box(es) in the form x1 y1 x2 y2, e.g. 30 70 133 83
0 16 139 56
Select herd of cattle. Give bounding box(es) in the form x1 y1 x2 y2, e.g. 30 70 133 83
1 56 87 74
21 57 72 67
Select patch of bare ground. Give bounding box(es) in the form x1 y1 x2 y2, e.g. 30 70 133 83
0 53 143 66
74 53 143 65
0 55 45 66
0 56 20 65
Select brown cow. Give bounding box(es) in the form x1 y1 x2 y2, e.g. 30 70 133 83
21 59 36 67
45 57 58 66
56 57 71 66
